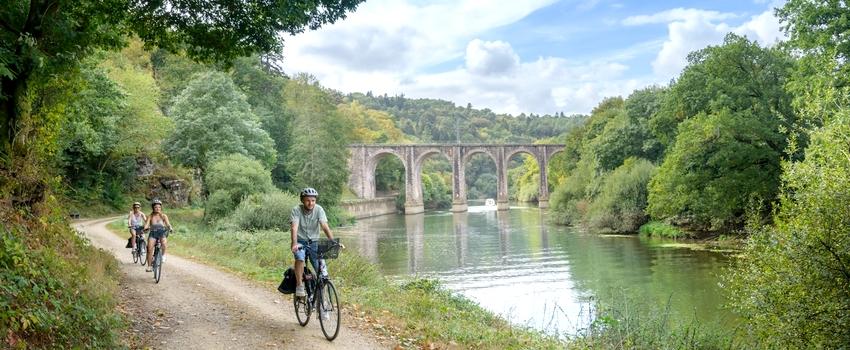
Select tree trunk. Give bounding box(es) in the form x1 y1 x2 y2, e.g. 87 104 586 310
0 72 30 155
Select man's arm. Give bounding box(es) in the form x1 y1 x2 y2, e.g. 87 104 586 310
320 222 334 241
291 222 299 253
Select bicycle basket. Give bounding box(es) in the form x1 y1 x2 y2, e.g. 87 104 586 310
317 239 341 259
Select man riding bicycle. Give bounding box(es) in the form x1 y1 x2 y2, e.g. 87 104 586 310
290 187 337 297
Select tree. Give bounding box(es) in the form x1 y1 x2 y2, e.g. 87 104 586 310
1 0 363 155
647 34 797 230
164 71 275 174
229 56 294 188
283 75 350 206
725 3 850 346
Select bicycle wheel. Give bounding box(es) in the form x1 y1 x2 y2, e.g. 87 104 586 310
132 246 139 263
293 289 311 326
153 248 162 283
139 244 147 266
317 281 341 341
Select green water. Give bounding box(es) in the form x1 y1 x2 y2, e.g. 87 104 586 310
336 202 737 336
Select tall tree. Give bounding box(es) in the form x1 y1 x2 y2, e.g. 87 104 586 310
164 71 275 175
726 2 850 347
283 74 350 206
647 34 797 230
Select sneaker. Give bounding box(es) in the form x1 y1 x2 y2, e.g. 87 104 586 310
321 311 330 320
162 255 167 263
295 285 306 297
145 267 153 272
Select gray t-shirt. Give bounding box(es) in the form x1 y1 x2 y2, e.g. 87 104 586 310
289 204 328 241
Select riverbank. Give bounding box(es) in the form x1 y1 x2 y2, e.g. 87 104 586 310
106 208 565 349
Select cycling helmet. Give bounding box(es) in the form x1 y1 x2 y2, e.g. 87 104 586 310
151 199 163 209
300 187 319 199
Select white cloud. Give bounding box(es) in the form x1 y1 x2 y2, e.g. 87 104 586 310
465 39 520 76
625 7 786 78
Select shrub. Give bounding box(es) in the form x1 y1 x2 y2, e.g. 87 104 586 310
230 190 300 230
586 158 656 233
638 221 687 239
204 154 273 218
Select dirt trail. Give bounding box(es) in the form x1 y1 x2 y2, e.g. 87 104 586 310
75 218 387 350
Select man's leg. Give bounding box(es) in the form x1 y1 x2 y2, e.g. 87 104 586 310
293 243 306 297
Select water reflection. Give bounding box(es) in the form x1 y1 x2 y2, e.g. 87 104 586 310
337 204 734 336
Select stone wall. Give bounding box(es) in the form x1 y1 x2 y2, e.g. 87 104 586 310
340 197 398 219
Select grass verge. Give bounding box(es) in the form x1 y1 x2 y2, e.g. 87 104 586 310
107 208 565 349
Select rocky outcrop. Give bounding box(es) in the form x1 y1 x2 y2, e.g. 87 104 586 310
136 156 198 207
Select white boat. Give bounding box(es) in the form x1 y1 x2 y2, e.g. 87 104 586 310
484 198 496 206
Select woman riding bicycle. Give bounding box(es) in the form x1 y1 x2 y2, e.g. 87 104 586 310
290 187 336 297
126 202 147 250
144 199 172 272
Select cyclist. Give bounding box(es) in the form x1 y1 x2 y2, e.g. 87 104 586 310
290 187 336 298
126 202 147 249
144 199 172 271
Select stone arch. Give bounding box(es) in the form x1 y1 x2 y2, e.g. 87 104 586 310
366 149 407 199
504 148 542 202
412 148 452 210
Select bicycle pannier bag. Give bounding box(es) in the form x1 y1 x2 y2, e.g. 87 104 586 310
278 267 297 294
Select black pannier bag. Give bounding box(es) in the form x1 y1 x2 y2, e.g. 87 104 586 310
278 266 314 294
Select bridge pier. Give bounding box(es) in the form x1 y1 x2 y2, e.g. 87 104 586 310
347 144 564 214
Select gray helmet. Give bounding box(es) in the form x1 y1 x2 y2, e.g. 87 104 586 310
300 187 318 199
151 199 163 209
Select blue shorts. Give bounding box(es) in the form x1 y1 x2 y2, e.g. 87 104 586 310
293 240 319 272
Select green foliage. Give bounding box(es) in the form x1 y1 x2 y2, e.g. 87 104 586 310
648 109 784 231
569 295 738 350
165 71 276 172
647 34 796 231
509 155 540 202
726 114 850 348
229 190 300 231
1 203 123 348
638 221 687 239
586 158 656 233
338 100 407 143
204 154 273 219
421 173 451 209
375 155 404 193
283 75 350 206
229 56 295 188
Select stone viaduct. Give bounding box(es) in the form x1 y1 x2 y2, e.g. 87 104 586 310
347 144 565 214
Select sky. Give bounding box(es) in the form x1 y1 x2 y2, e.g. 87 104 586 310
279 0 787 116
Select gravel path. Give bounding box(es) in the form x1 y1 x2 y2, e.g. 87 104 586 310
74 218 387 350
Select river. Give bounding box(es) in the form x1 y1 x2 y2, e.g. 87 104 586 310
336 201 736 337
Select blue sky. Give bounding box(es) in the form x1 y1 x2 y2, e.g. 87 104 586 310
280 0 785 115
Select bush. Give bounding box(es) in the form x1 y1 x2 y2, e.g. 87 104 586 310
586 158 656 233
205 154 273 218
638 221 687 239
230 190 300 230
205 189 238 221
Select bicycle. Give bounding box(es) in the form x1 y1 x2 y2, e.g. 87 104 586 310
293 239 342 341
129 225 147 265
148 228 169 284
